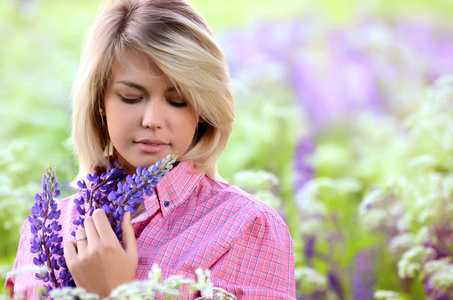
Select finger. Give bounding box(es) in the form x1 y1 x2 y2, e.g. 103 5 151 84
92 209 118 242
121 211 137 256
75 227 88 252
83 215 102 249
63 240 78 266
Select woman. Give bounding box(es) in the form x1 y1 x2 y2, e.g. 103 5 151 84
6 0 296 298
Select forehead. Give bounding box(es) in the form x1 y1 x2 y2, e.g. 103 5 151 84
111 50 166 81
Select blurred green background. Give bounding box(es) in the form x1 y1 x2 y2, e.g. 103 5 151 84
2 0 453 298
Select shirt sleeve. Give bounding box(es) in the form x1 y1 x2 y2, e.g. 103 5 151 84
4 274 14 298
210 205 296 299
4 219 29 297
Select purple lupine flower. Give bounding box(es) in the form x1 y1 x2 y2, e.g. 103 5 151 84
71 160 128 237
72 153 177 240
30 154 176 296
29 163 74 296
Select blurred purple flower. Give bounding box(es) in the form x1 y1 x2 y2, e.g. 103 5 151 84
393 20 453 82
219 17 453 131
328 271 344 300
352 249 375 300
304 235 316 263
220 20 307 81
294 137 315 192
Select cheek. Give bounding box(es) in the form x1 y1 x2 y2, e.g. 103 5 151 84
105 108 128 142
186 114 199 136
176 113 198 143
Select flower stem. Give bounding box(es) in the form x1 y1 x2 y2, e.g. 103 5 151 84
41 192 58 289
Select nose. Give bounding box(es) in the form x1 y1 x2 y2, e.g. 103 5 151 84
141 99 165 129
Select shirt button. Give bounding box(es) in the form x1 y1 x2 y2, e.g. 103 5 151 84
164 201 170 207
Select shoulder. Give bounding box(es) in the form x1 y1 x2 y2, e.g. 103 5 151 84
56 192 79 221
196 177 296 298
197 175 289 231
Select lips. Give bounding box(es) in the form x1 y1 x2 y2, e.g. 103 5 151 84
134 139 169 154
135 138 167 145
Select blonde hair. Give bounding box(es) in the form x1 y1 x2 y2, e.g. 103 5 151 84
72 0 235 181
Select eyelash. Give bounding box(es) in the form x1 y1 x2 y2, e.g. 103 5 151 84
168 101 187 108
119 96 187 108
120 96 142 104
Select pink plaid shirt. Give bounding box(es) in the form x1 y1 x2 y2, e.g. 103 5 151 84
6 161 296 299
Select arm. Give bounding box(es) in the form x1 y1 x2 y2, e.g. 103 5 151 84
63 209 138 298
4 220 30 298
210 210 296 299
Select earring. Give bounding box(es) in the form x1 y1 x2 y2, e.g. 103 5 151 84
99 108 104 114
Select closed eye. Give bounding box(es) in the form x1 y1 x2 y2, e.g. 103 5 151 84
168 100 187 108
166 90 187 108
120 96 142 104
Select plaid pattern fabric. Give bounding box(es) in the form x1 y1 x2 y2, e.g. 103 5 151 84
5 161 296 299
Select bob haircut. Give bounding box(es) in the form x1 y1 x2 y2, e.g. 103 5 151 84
72 0 235 181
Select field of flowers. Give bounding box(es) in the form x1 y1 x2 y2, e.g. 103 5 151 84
2 0 453 298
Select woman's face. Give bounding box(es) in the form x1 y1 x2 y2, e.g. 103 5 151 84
103 51 198 174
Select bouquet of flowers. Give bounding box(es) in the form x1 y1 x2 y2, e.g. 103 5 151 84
29 154 177 297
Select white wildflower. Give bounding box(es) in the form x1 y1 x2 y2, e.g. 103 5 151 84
232 170 281 210
413 194 437 224
332 177 361 194
408 155 437 170
415 226 428 244
195 268 214 298
360 209 388 231
429 266 453 293
299 219 325 236
295 267 328 291
389 203 411 232
424 258 452 275
296 179 324 205
397 246 435 279
423 258 453 293
374 290 403 300
5 265 47 278
49 287 98 300
296 181 328 217
148 264 162 285
109 281 143 299
443 175 453 194
254 190 281 210
388 233 415 257
443 126 453 153
359 189 385 216
232 170 279 191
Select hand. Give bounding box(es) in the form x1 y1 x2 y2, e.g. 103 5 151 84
64 209 138 298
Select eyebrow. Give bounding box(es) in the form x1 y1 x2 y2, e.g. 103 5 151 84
115 81 178 93
116 81 146 92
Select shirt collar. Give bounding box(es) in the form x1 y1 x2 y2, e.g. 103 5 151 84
143 160 203 218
